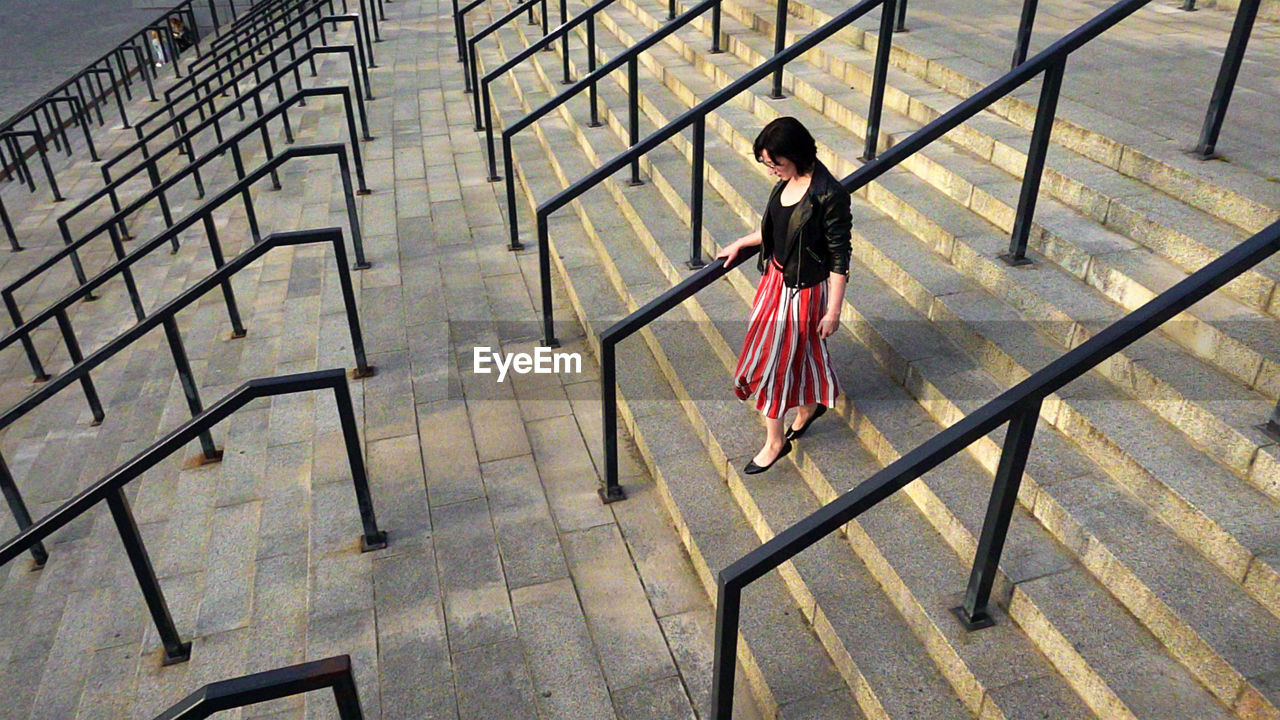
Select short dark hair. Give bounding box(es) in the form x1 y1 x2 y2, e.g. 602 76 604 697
753 117 817 176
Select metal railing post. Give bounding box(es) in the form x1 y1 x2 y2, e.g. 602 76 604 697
330 229 375 377
710 0 721 52
668 0 676 20
560 0 571 84
770 0 788 99
332 666 368 720
0 201 14 253
0 454 48 567
202 215 247 338
229 144 262 243
628 57 642 185
588 16 601 126
709 578 742 720
894 0 907 31
1182 0 1197 9
333 378 387 550
162 316 222 463
537 212 558 346
860 0 895 161
1003 56 1064 266
505 136 523 250
1011 0 1040 69
954 399 1042 629
336 150 371 269
599 339 625 502
107 224 148 320
688 115 707 269
1194 0 1259 158
2 291 49 380
106 487 192 664
53 310 105 425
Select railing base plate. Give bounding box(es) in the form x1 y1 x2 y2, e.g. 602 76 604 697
351 366 378 380
360 531 389 552
184 448 224 468
508 242 526 252
997 252 1034 267
31 374 51 384
162 642 193 666
1257 422 1280 444
686 258 707 270
354 261 372 270
357 188 372 196
229 329 247 339
950 604 996 631
598 485 627 504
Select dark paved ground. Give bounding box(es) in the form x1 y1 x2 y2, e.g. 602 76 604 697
0 0 158 114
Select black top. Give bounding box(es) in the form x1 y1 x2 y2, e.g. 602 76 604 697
767 189 803 266
757 160 852 288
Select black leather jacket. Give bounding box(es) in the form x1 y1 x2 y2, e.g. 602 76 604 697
757 159 852 288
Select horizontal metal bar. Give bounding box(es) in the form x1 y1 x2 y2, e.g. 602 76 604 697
0 225 357 437
0 366 348 566
154 656 359 720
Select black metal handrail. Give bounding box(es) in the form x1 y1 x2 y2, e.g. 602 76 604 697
524 0 895 347
499 0 732 256
705 218 1280 717
3 142 370 383
202 0 382 66
77 77 369 251
0 363 386 664
140 10 368 140
170 0 356 103
0 0 217 245
206 0 299 56
195 0 340 72
152 656 367 719
172 0 335 91
0 226 374 568
478 0 621 182
107 42 371 202
465 0 551 104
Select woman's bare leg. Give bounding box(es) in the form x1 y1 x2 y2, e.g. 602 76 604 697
753 415 788 466
790 403 818 432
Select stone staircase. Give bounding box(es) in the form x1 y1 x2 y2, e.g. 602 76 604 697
0 13 396 718
473 0 1280 716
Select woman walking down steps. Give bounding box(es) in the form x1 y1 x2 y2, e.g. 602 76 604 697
717 117 853 475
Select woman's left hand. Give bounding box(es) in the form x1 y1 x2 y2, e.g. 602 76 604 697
818 312 840 338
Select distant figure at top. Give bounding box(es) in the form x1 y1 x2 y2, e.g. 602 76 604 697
169 15 193 53
148 29 167 67
716 116 852 475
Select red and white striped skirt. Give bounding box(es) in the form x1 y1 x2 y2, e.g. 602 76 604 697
732 260 840 419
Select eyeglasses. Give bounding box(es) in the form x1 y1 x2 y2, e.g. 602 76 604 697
758 157 785 171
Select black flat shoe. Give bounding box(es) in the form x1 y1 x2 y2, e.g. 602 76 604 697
744 440 792 475
785 404 827 441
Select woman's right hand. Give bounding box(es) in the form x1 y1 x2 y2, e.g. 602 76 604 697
716 242 740 267
718 235 755 266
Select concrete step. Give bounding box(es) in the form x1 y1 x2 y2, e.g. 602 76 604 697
483 10 1280 719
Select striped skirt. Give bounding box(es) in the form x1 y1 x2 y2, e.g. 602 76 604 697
732 260 840 419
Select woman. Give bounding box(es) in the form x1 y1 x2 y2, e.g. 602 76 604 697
716 117 851 474
169 16 193 54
